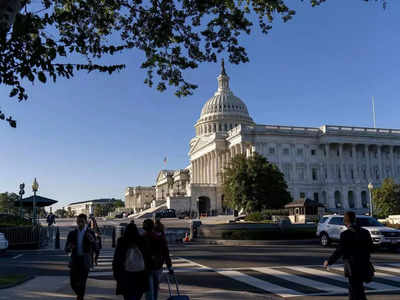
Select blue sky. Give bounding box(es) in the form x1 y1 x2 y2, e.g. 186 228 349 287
1 0 399 209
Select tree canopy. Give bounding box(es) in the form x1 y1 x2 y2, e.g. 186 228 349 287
0 0 387 127
0 192 19 214
222 153 292 213
372 178 400 218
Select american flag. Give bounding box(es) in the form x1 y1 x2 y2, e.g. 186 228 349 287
163 157 167 164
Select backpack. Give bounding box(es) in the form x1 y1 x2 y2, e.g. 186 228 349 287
124 246 145 272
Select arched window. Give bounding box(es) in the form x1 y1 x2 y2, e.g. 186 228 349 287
334 191 342 209
224 124 228 131
348 191 355 209
361 191 368 208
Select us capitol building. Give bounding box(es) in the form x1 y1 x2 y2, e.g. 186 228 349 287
126 62 400 215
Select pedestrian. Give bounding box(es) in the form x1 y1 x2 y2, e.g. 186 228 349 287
88 214 100 268
46 211 56 240
324 211 374 300
94 231 102 266
113 223 149 300
142 219 173 300
65 214 96 300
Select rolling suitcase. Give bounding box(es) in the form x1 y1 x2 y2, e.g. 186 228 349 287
166 273 190 300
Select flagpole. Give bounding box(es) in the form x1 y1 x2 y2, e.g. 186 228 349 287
372 96 376 128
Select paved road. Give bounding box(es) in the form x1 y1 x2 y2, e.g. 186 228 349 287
2 239 400 299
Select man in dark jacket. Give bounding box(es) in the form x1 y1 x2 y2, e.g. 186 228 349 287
324 211 373 300
65 214 96 300
142 219 173 300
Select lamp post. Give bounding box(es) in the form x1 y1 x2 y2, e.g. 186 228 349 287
32 178 39 225
368 182 374 217
18 183 25 218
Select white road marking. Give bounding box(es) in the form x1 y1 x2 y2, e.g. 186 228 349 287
218 270 303 298
329 266 397 290
254 267 347 294
12 254 23 259
375 265 400 275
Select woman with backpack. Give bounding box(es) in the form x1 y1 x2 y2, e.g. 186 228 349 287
113 223 150 300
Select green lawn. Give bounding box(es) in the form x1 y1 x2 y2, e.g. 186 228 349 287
0 274 30 288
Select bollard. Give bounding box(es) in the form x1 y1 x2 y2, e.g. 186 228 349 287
112 226 116 248
55 227 60 249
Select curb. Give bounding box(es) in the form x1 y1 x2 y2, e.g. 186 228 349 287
198 238 319 246
0 275 34 290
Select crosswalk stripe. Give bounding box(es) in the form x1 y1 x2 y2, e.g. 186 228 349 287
328 266 396 290
375 266 400 275
253 267 347 294
88 254 400 298
218 270 303 298
286 266 347 283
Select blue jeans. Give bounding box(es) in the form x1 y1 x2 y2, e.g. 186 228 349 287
146 269 162 300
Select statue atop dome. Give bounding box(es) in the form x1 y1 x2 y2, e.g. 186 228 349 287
221 58 226 76
218 59 229 92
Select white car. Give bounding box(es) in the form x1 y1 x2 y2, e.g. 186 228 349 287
317 214 400 248
0 232 8 253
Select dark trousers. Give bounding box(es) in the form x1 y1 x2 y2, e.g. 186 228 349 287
348 276 367 300
123 291 144 300
70 256 89 298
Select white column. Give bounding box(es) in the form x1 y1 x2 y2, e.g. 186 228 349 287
365 144 371 182
352 144 358 183
339 143 345 183
325 144 331 183
377 145 383 181
390 146 395 178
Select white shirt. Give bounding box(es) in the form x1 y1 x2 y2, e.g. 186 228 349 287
76 225 87 256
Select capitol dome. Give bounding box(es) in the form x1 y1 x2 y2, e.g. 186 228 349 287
195 60 254 137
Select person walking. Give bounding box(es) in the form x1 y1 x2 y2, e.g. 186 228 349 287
142 219 173 300
88 214 101 268
65 214 96 300
324 211 373 300
46 212 56 241
93 231 102 266
113 223 149 300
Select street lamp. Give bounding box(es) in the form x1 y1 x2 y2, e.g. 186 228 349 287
18 183 25 218
368 182 374 217
32 178 39 225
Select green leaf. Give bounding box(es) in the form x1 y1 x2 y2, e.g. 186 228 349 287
9 88 18 97
38 72 47 83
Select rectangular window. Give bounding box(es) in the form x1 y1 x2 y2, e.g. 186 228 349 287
300 192 306 199
283 148 289 155
351 169 354 179
363 169 367 179
297 149 303 156
312 168 317 181
269 148 275 154
311 149 316 156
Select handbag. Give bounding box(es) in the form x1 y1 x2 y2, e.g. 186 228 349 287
364 261 375 283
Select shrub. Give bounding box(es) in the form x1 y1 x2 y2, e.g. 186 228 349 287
244 209 289 222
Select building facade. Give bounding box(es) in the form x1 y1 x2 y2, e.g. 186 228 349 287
182 61 400 215
66 198 119 216
125 186 156 212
